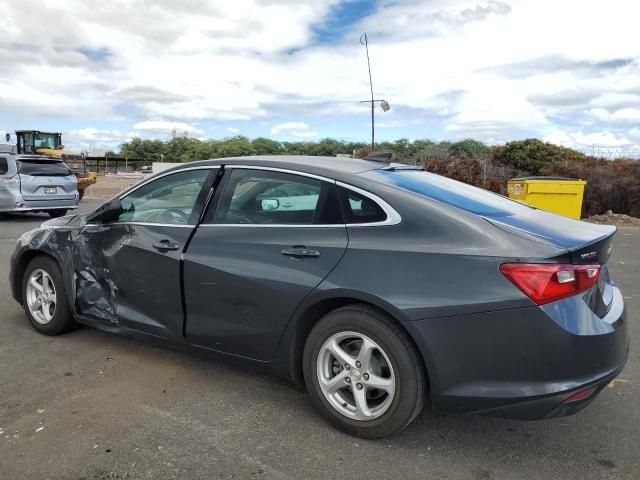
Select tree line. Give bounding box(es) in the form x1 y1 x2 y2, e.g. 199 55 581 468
113 136 640 218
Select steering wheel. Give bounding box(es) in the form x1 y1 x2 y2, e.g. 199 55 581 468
151 208 191 224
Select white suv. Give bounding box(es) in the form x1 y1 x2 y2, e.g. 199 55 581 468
0 154 79 218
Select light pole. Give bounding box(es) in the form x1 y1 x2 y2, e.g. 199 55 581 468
359 33 390 149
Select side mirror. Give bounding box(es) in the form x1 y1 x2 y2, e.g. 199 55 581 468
261 198 279 211
87 198 123 223
5 133 9 142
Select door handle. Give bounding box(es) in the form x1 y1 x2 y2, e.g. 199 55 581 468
281 246 321 258
152 240 181 252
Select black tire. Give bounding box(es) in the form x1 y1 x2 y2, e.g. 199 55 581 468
78 189 85 201
303 304 426 438
48 209 67 218
22 255 76 335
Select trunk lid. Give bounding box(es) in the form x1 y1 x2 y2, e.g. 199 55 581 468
485 208 616 265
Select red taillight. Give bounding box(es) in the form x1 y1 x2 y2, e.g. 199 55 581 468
499 263 600 305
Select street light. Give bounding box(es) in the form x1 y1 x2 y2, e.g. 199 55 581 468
359 32 390 149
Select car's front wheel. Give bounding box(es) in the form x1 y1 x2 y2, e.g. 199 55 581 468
303 304 426 438
22 256 76 335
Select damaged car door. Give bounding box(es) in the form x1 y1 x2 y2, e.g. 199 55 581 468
76 168 216 339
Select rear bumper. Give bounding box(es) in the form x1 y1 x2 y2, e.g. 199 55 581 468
1 198 78 212
0 188 78 213
405 286 629 420
436 350 628 420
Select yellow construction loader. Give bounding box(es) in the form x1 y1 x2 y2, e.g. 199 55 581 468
14 130 97 200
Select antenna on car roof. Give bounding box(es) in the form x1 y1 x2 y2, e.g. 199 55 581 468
363 152 393 163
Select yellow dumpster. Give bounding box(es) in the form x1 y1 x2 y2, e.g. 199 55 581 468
507 177 586 219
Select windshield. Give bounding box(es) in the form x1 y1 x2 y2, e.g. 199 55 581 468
17 160 72 176
366 169 533 218
34 134 60 149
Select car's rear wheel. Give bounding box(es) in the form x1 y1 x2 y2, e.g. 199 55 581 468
48 209 67 218
303 304 425 438
22 256 76 335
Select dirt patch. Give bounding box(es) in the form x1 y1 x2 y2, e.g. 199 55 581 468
83 174 147 200
585 212 640 227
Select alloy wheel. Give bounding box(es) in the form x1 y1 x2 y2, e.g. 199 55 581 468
25 269 57 325
317 331 396 421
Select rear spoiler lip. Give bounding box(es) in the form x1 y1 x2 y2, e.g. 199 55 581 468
484 217 617 264
568 225 617 265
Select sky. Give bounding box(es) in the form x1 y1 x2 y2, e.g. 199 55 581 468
1 0 639 153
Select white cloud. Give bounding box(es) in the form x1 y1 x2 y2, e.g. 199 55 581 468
65 128 127 143
587 107 640 123
543 129 633 148
0 0 639 143
133 120 204 137
270 121 317 138
445 86 549 142
226 127 240 134
572 131 632 147
61 128 134 153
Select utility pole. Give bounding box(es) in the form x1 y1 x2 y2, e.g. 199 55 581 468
362 33 374 149
359 33 390 150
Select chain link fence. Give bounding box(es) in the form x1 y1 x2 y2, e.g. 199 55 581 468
579 147 640 160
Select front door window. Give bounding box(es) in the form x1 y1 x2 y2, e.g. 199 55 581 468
117 169 210 225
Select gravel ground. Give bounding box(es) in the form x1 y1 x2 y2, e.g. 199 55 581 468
585 213 640 227
84 175 145 200
0 200 638 480
585 211 640 227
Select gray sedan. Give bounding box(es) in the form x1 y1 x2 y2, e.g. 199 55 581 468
9 155 628 438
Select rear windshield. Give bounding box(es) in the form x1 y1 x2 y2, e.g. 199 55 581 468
17 160 72 177
367 170 532 218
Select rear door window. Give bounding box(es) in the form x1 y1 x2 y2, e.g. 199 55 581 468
0 157 7 175
337 186 387 224
17 160 71 176
211 169 343 225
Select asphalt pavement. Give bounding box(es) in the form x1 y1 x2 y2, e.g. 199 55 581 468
0 201 638 480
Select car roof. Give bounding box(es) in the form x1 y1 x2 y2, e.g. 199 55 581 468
176 155 386 177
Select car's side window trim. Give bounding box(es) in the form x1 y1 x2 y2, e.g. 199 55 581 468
335 181 401 227
198 165 401 228
85 166 219 228
195 167 225 225
116 166 217 202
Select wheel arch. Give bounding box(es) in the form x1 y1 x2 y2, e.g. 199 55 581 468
13 249 61 305
273 291 432 393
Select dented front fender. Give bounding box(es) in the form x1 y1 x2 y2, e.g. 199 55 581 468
9 215 119 323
